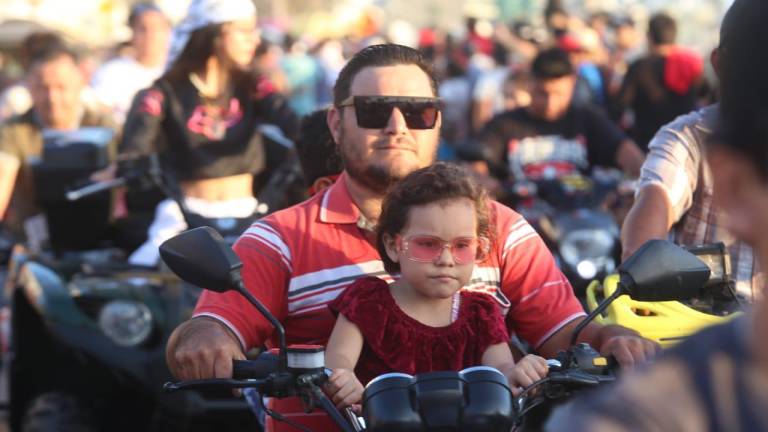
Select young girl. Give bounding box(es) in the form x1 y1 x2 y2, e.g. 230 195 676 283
324 162 549 409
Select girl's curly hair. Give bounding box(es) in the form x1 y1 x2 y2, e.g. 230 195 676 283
376 162 492 273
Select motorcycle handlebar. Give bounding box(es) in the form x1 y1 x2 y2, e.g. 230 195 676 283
66 177 127 201
517 360 616 404
163 378 270 392
546 370 610 387
232 354 280 380
66 154 164 202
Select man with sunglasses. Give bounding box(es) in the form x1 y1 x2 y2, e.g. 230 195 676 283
166 44 656 388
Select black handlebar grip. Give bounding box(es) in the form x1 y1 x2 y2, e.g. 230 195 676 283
232 352 279 379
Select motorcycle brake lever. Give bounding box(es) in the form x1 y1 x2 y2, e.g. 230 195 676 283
345 407 366 432
163 378 269 393
547 370 601 387
307 386 357 432
546 359 563 370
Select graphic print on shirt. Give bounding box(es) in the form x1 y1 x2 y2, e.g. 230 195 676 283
139 88 164 117
187 98 244 140
507 134 588 180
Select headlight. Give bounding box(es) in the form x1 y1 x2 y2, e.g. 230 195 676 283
98 300 153 347
576 260 598 280
559 229 615 270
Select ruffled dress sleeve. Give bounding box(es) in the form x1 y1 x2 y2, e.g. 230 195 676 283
328 276 388 320
459 291 511 356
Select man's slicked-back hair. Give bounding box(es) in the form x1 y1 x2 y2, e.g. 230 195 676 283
531 47 574 80
332 44 438 106
648 13 677 45
716 0 768 179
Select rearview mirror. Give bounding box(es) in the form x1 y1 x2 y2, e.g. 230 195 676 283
618 240 710 302
159 226 242 292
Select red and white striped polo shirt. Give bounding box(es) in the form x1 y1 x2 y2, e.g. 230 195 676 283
193 172 585 350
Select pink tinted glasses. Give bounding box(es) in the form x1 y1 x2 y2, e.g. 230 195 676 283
398 235 489 264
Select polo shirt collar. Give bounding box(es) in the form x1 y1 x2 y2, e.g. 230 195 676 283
319 172 362 225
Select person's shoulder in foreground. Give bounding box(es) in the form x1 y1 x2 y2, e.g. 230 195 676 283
647 103 718 150
546 317 768 432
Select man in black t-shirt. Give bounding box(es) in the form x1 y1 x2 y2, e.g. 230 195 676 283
478 48 644 182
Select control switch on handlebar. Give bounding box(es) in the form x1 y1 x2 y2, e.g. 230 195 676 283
571 343 611 375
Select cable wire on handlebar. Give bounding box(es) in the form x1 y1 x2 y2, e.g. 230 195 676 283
517 376 551 402
258 395 313 432
516 398 547 423
512 377 553 432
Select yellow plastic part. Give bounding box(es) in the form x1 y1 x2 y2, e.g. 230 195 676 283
585 274 740 348
592 357 608 367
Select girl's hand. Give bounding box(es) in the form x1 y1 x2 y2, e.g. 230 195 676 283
324 368 364 409
505 354 549 397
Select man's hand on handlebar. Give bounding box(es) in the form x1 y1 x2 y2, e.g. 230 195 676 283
547 321 660 369
166 317 246 381
599 334 659 368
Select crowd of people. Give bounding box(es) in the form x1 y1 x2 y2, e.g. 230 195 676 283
1 0 766 429
0 1 718 256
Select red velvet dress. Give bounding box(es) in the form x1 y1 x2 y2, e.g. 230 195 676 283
329 276 510 385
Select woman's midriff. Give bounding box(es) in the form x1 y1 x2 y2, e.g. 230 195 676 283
180 173 253 201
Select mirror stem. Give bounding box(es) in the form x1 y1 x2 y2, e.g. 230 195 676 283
570 287 624 347
234 278 288 373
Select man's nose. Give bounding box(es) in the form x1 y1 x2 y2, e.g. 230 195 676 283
383 107 408 134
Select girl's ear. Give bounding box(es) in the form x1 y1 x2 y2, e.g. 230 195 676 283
383 233 400 264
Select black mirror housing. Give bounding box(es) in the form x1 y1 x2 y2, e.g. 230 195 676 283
619 240 710 302
159 226 243 292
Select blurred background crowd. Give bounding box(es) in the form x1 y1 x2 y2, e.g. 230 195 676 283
0 0 730 129
0 0 736 269
0 1 741 430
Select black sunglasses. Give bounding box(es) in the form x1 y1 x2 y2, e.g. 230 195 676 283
337 95 441 130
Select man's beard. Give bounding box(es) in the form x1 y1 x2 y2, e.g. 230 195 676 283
339 148 402 195
337 128 416 194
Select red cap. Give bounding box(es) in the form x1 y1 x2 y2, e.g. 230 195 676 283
558 34 582 52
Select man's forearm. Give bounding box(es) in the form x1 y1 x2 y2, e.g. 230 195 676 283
591 323 641 348
572 321 640 351
620 184 674 260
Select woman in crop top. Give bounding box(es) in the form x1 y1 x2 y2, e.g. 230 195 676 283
120 0 298 265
